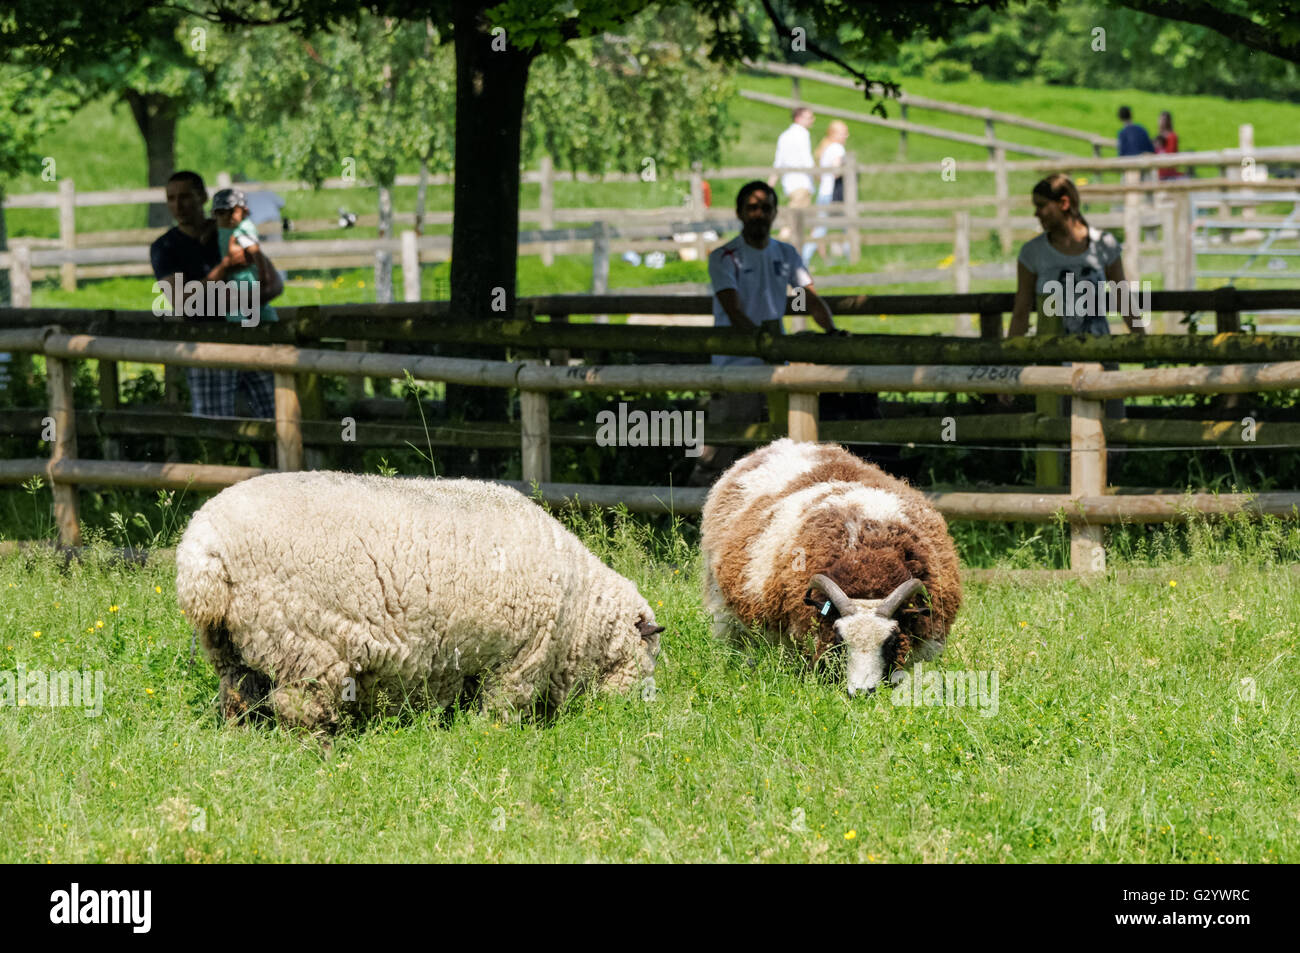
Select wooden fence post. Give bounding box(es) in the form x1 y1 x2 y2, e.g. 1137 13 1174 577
216 171 233 189
163 363 182 462
59 178 76 292
1122 168 1141 283
898 104 909 159
1173 191 1195 295
978 312 1003 340
689 160 708 260
843 152 860 264
1070 363 1106 572
11 243 32 307
790 209 808 332
274 372 303 471
401 229 420 302
1239 124 1257 230
345 341 367 400
591 221 610 324
953 211 972 335
98 357 121 461
1160 203 1176 334
45 345 82 547
984 118 996 160
1036 309 1064 488
539 155 555 267
520 377 551 484
788 390 819 443
994 147 1012 255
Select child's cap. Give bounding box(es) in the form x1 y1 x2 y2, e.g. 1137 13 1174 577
211 188 248 212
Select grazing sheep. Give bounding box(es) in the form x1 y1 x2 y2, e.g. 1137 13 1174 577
700 439 961 695
176 472 663 730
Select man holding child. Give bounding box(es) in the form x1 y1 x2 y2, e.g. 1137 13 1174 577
149 171 278 419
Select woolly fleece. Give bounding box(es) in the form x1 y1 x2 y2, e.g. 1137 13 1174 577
700 439 962 667
176 472 660 728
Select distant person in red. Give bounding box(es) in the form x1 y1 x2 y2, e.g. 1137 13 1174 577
1153 111 1183 180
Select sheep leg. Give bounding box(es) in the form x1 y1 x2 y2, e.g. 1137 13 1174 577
702 559 740 643
196 621 273 722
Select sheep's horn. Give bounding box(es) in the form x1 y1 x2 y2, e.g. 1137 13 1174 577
809 574 857 617
876 578 926 619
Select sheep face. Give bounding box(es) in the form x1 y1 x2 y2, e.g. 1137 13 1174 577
598 613 663 694
809 574 926 697
834 610 901 697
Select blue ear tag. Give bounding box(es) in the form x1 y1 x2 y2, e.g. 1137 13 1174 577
821 601 832 616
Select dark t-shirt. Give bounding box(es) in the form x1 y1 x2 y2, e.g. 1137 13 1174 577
1117 123 1155 157
150 225 222 320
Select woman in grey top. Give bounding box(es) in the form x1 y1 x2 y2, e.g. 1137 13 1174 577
1009 173 1145 338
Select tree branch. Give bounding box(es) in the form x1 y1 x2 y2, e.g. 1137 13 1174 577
756 0 901 112
1114 0 1300 65
165 2 309 27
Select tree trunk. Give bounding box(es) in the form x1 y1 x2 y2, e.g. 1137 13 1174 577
446 0 533 445
450 0 532 322
124 89 180 228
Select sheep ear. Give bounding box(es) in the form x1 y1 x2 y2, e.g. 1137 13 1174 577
637 620 665 640
804 590 841 620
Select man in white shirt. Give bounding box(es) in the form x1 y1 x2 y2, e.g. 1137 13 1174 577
689 181 843 485
772 107 816 242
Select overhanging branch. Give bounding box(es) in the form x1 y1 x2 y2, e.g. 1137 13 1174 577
1113 0 1299 65
756 0 900 113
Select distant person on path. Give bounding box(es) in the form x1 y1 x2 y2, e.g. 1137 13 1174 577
771 107 816 243
688 182 844 486
804 119 850 264
1116 105 1155 157
149 171 276 421
1154 111 1184 180
1007 174 1143 419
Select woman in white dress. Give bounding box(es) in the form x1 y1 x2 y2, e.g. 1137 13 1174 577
802 120 849 265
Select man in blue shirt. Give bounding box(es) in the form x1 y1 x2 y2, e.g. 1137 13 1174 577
1116 106 1155 156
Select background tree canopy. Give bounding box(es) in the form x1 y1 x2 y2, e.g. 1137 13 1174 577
883 0 1300 100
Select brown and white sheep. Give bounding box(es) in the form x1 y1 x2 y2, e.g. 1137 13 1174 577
700 439 962 695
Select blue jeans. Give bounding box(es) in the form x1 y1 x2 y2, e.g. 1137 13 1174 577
802 193 834 263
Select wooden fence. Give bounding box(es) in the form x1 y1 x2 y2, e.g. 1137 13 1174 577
745 60 1115 159
3 288 1300 570
5 138 1297 299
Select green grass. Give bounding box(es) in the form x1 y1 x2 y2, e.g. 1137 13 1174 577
1 503 1297 863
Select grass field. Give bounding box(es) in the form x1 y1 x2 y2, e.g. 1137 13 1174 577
1 504 1297 863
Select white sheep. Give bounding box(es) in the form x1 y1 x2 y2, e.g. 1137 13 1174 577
175 471 663 729
700 439 962 695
